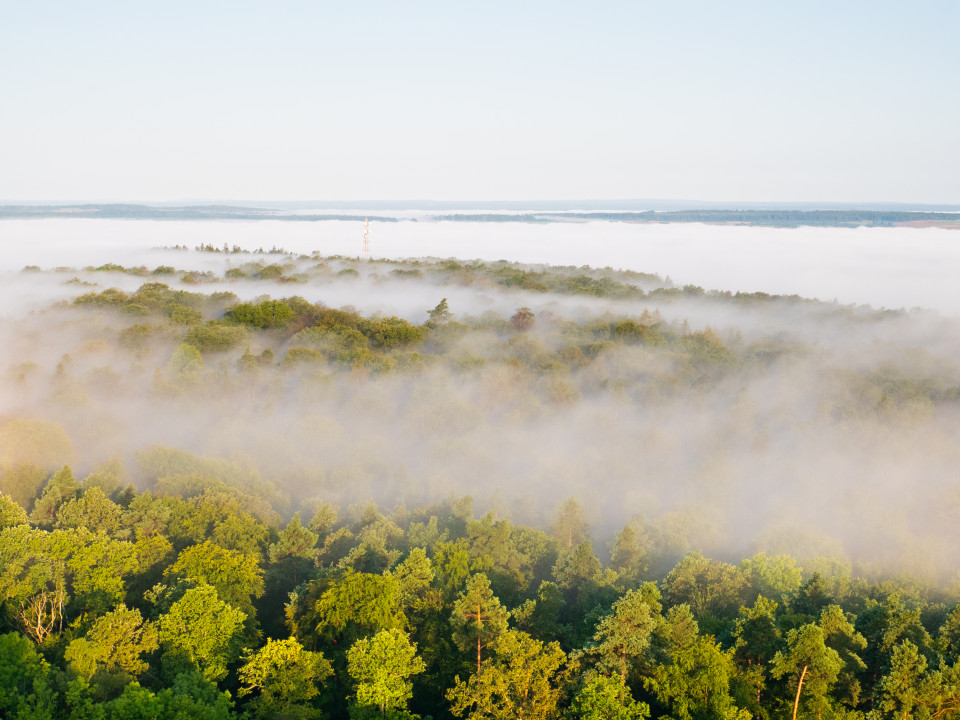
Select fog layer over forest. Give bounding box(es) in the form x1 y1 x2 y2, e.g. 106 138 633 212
2 220 960 581
3 218 960 314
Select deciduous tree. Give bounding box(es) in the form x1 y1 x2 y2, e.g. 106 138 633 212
347 629 425 716
65 604 158 680
158 584 246 682
569 674 650 720
239 636 332 719
447 629 566 720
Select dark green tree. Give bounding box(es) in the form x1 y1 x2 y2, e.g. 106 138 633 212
0 632 58 719
591 584 661 683
731 596 781 715
269 512 319 585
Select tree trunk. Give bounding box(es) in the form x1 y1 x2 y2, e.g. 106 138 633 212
477 601 483 673
792 666 808 720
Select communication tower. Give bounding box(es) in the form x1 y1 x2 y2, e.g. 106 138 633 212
362 218 371 257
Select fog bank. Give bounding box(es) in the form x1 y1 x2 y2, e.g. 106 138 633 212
3 218 959 314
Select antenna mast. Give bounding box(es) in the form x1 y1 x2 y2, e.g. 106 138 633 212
362 218 371 257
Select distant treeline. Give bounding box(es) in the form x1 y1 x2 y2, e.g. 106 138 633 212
4 205 960 227
0 205 398 222
433 210 960 228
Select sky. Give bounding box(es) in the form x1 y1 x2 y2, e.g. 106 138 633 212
1 1 958 204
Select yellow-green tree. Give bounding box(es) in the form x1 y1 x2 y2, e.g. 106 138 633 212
347 629 425 716
165 540 264 615
65 604 158 680
158 584 246 681
239 636 332 719
447 629 566 720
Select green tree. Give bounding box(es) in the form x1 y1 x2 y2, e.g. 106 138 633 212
610 521 648 587
238 636 333 720
818 604 867 707
450 573 510 673
315 570 405 644
102 672 234 720
661 552 746 620
645 606 747 720
308 503 339 543
771 623 843 720
878 640 938 720
428 298 452 324
938 605 960 664
866 594 933 664
553 541 604 595
740 552 803 605
0 631 58 719
347 628 426 716
366 316 426 348
513 581 566 644
0 493 28 530
227 299 294 329
389 548 435 613
122 491 171 538
65 604 159 680
554 541 617 644
30 464 79 527
731 596 781 714
63 528 141 614
569 675 650 720
434 539 472 597
464 514 535 605
0 525 140 638
55 486 123 535
591 584 661 682
165 540 264 614
158 584 246 681
171 490 271 557
447 629 566 720
269 513 319 585
183 322 247 353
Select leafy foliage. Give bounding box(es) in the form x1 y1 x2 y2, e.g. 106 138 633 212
347 629 425 715
239 637 332 719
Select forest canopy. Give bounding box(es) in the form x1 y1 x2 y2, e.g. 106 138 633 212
2 250 960 718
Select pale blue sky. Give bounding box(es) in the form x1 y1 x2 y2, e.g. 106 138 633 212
1 1 957 203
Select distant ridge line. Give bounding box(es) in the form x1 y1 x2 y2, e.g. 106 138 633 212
2 204 959 228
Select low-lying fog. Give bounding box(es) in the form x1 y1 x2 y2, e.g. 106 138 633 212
2 218 960 315
3 216 960 581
